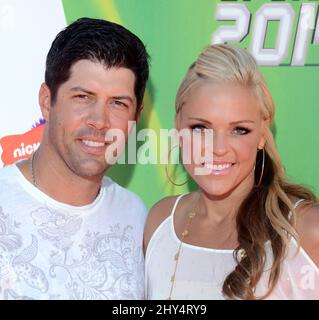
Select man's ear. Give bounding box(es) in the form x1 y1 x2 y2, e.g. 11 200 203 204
127 105 143 136
39 83 51 122
135 104 144 124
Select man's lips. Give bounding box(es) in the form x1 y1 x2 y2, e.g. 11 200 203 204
77 137 109 155
81 139 106 147
77 135 109 145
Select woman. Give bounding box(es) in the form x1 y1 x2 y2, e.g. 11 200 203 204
144 44 319 300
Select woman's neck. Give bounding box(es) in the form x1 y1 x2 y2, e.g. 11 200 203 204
198 174 254 225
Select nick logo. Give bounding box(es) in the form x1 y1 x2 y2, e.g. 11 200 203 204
0 125 44 166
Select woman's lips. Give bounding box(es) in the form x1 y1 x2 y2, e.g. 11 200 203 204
204 162 234 176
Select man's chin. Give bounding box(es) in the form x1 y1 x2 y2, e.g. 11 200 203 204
73 161 109 180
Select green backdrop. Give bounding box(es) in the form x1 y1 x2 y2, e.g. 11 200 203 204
62 0 319 208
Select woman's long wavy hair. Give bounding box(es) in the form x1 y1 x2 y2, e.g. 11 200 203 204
175 44 317 299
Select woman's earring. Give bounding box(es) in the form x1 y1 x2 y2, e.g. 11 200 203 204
165 145 189 186
256 147 265 186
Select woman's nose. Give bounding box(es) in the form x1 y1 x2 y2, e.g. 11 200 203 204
213 132 228 157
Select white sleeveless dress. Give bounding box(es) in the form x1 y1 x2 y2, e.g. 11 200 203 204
145 195 319 299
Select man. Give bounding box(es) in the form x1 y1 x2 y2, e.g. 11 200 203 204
0 18 149 299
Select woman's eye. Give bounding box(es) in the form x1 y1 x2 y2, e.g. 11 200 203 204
190 124 208 133
233 127 251 135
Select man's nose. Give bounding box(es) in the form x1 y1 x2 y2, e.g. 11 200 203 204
86 102 110 131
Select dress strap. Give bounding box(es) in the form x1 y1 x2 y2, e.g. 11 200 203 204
169 194 186 217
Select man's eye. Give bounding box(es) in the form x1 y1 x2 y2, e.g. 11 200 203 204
233 127 251 135
75 94 89 100
112 100 128 108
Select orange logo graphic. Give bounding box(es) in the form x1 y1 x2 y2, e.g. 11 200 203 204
0 125 44 166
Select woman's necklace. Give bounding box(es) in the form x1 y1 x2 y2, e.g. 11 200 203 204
167 193 200 300
167 193 247 300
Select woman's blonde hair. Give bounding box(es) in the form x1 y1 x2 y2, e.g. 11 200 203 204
176 44 317 299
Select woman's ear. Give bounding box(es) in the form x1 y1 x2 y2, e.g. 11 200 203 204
258 118 270 149
39 83 51 122
258 137 266 150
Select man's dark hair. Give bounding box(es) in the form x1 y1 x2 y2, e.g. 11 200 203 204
45 17 149 110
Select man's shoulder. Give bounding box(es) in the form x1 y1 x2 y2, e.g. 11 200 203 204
0 163 19 184
101 175 148 215
0 164 28 206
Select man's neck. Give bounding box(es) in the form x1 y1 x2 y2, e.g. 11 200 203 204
17 148 103 207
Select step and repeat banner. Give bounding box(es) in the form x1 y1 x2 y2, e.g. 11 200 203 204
0 0 318 207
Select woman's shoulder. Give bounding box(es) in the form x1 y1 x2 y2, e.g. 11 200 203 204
295 201 319 267
294 199 319 241
143 195 182 253
147 195 182 230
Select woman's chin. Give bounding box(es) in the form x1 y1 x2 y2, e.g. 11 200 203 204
200 184 235 199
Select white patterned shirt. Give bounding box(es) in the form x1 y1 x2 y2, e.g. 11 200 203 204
0 164 147 300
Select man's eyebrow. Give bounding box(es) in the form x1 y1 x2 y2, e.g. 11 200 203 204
69 88 134 103
70 86 95 95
